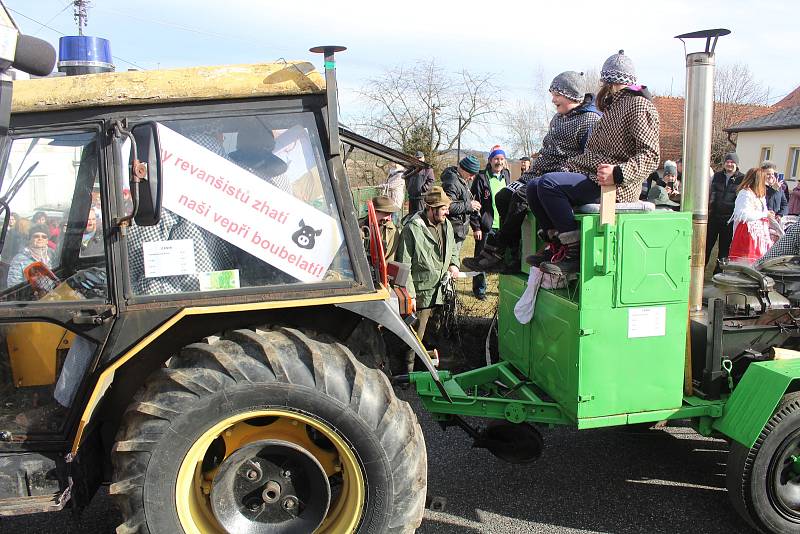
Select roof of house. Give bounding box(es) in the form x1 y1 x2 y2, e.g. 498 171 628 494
11 62 325 113
725 104 800 133
774 86 800 109
653 96 775 163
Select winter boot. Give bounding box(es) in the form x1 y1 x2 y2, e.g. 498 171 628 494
540 230 581 274
525 229 560 267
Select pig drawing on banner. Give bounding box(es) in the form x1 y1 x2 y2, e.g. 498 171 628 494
157 123 344 283
292 220 322 250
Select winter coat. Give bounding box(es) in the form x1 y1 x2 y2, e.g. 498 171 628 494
404 167 435 213
789 187 800 215
469 167 509 232
708 169 745 222
766 186 788 216
395 212 459 308
359 216 399 261
528 94 601 178
440 166 475 242
567 87 660 203
7 247 52 287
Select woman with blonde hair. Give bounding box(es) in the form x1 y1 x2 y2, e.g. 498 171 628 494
728 167 773 263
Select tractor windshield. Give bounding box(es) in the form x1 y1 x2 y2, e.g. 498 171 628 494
124 112 355 296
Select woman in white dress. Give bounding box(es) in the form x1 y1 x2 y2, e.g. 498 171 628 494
728 167 773 264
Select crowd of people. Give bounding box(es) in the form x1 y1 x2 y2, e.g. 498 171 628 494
362 49 800 361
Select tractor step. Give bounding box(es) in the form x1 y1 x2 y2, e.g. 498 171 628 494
0 486 70 516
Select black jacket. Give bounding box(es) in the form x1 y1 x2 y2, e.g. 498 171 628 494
709 169 745 221
440 166 475 242
469 166 509 232
405 167 435 201
766 186 788 216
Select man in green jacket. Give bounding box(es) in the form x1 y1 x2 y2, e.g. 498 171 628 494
395 186 460 373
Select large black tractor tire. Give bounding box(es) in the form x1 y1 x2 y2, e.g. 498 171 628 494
727 392 800 533
110 326 426 534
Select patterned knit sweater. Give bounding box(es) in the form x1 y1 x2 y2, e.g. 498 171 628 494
567 88 660 203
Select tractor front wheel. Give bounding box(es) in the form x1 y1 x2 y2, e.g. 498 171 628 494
727 392 800 533
110 326 426 533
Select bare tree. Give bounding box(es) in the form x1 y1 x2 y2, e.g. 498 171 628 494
711 62 771 166
503 100 548 158
503 67 551 158
357 59 503 171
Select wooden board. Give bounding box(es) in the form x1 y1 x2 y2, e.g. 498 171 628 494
599 185 616 226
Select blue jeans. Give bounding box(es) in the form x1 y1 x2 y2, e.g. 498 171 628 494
526 172 600 233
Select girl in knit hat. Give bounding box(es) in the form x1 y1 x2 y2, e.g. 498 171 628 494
525 50 660 274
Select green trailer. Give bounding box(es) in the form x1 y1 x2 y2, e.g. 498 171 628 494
411 206 800 533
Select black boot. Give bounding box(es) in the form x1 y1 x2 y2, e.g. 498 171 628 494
525 242 558 267
540 230 580 274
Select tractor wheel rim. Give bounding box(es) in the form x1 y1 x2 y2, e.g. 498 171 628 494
175 409 365 534
769 427 800 521
209 439 331 533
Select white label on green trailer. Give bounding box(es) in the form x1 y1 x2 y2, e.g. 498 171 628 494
627 306 666 338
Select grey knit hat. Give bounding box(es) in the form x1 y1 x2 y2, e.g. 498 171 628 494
549 71 584 102
724 152 739 165
663 160 677 176
600 50 637 85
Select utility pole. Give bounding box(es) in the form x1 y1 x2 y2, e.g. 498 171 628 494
73 0 91 36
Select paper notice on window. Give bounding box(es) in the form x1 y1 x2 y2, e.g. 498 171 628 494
143 239 196 278
627 306 666 338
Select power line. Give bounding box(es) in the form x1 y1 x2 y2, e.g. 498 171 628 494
94 6 291 54
32 1 73 37
7 7 146 70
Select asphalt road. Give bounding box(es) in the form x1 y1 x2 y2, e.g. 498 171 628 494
0 392 757 534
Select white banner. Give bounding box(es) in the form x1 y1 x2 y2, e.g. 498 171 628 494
158 124 343 282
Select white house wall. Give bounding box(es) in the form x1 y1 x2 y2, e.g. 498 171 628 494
735 128 800 183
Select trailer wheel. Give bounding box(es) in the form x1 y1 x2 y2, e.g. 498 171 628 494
727 392 800 533
110 326 426 534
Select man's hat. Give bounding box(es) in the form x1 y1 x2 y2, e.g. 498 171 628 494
371 195 399 213
415 150 425 158
647 184 679 207
724 152 740 165
424 186 451 208
459 155 481 174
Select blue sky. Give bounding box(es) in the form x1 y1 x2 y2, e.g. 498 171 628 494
8 0 798 153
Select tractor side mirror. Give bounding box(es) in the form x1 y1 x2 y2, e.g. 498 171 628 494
130 122 162 226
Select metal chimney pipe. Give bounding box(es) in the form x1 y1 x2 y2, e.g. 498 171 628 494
682 52 715 315
676 28 730 316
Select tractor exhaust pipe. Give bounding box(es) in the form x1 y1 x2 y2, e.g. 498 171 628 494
676 29 730 316
310 45 346 157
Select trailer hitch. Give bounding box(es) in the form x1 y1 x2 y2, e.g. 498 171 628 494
439 415 544 464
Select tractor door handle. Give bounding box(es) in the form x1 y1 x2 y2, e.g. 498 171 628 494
72 307 116 325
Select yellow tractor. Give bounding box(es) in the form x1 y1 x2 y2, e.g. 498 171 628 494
0 32 439 533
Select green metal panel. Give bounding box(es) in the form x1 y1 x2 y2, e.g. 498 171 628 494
577 301 688 417
519 212 539 275
712 359 800 448
498 274 530 373
617 216 692 305
531 290 580 420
